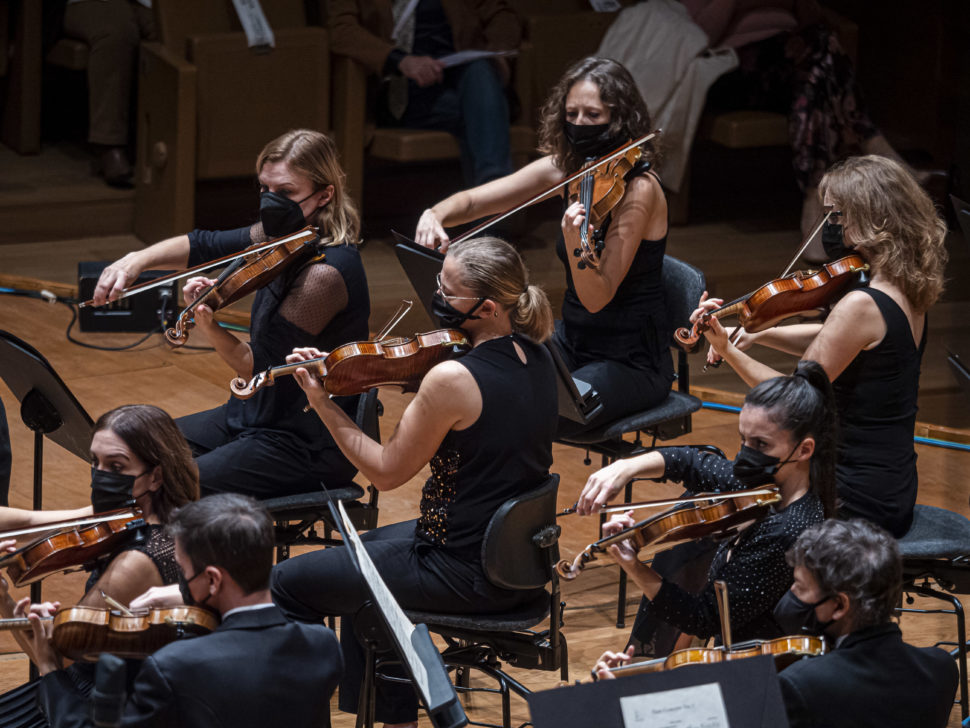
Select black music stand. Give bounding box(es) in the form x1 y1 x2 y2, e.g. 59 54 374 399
0 331 94 679
527 655 789 728
328 498 467 728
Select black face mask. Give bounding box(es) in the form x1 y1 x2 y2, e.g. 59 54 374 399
773 590 836 636
821 219 853 261
731 443 799 488
431 290 485 330
90 467 145 514
563 121 620 159
259 190 314 238
179 569 217 614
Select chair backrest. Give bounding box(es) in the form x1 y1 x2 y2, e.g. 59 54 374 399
154 0 308 56
661 254 706 344
355 388 382 443
481 474 560 590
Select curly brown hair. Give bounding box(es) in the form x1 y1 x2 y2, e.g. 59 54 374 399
819 155 947 313
537 57 657 176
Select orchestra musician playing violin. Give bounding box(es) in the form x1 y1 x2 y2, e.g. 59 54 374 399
0 404 198 727
415 57 673 435
90 129 370 498
775 519 957 728
694 155 948 537
22 494 343 728
587 361 836 653
272 236 557 727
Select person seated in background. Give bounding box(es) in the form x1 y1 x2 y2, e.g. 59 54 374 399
775 518 957 728
328 0 520 186
24 493 343 728
681 0 933 256
61 0 155 187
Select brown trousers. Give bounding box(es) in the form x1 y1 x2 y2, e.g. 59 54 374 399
62 0 154 146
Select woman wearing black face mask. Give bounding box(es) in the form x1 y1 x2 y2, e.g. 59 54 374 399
582 361 836 657
0 404 198 724
694 155 948 538
415 57 672 437
89 129 371 499
274 236 557 728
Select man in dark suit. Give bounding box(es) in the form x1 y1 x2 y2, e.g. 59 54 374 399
26 493 343 727
774 518 958 728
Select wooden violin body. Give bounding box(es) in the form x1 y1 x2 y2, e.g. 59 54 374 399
675 254 870 350
557 488 781 580
0 509 146 587
51 605 218 662
566 141 646 271
165 226 321 347
230 329 470 399
597 635 825 680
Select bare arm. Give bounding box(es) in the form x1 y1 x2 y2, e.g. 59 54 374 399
415 156 564 250
577 451 666 515
181 277 254 378
746 323 824 357
93 235 191 306
79 549 164 609
562 174 666 313
0 505 92 532
293 356 480 490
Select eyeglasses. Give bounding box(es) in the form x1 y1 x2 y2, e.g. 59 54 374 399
436 273 484 301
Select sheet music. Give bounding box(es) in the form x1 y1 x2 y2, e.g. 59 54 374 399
335 501 430 694
231 0 275 48
436 49 518 68
620 683 729 728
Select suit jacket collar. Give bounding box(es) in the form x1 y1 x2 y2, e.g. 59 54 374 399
837 622 901 650
217 604 288 632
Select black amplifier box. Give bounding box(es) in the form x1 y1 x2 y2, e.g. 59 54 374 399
77 261 178 333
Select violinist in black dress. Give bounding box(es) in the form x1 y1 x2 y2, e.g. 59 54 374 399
415 57 672 435
273 236 558 727
91 130 370 498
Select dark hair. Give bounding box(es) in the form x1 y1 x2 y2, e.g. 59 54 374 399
788 518 902 630
94 405 199 524
167 494 274 594
538 57 658 175
744 360 837 517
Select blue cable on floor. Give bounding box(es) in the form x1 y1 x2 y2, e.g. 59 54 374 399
700 401 970 453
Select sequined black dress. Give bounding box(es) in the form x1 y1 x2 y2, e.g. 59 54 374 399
630 447 824 651
272 334 558 724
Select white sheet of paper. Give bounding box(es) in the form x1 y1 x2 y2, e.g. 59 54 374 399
589 0 622 11
437 49 518 68
231 0 275 48
619 683 730 728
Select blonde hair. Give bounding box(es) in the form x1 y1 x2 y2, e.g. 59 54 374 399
447 236 554 342
819 155 947 313
255 129 360 247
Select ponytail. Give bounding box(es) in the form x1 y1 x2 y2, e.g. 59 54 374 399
513 285 555 342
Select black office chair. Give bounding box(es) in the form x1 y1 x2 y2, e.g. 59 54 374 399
895 504 970 721
262 388 382 562
363 474 566 728
556 254 706 627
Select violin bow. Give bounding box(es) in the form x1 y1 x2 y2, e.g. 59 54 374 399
78 227 328 308
715 580 734 650
0 509 141 542
374 299 414 342
556 487 778 517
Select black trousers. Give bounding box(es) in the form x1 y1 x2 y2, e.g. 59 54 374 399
552 327 673 438
177 406 356 498
271 520 540 724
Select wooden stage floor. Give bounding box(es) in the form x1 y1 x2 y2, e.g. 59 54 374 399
0 225 968 725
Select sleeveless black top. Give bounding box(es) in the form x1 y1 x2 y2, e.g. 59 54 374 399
833 288 926 537
187 228 371 453
85 524 179 592
417 335 557 557
554 172 674 379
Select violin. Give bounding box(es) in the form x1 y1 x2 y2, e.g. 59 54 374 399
230 329 471 399
0 605 218 661
674 254 870 351
556 488 781 580
165 226 324 346
0 508 147 587
594 635 825 680
566 141 646 271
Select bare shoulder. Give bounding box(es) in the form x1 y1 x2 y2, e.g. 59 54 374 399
829 289 880 320
421 359 477 395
